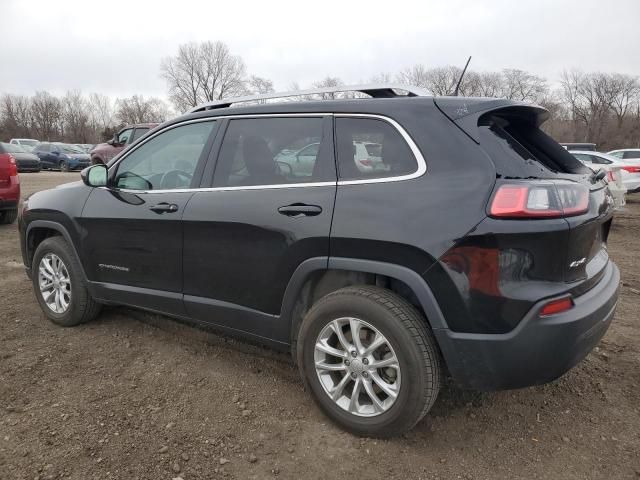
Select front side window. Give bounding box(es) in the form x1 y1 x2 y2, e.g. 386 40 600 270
590 155 611 165
608 151 623 159
117 128 133 145
573 153 591 163
131 127 150 142
114 121 216 190
213 117 328 187
335 117 418 180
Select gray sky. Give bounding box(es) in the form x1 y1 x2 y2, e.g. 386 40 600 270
2 0 639 100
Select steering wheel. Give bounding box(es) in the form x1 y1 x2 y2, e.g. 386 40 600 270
159 170 193 189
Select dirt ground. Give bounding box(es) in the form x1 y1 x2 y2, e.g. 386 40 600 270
1 172 639 480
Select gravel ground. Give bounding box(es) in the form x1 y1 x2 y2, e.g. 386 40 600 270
1 171 639 480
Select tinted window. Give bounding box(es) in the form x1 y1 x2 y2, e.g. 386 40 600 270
335 117 417 180
590 155 611 165
573 153 591 163
36 143 50 153
608 151 623 158
115 121 216 190
131 127 150 142
214 117 328 187
117 128 133 144
624 151 640 159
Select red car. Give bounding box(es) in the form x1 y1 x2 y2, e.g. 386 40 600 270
0 149 20 224
90 123 158 164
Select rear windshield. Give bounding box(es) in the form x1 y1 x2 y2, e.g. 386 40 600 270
1 142 27 153
479 113 591 177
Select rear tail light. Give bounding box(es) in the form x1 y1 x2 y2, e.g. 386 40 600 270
8 155 18 177
539 297 574 316
490 181 589 219
359 159 373 167
606 171 615 182
621 166 640 173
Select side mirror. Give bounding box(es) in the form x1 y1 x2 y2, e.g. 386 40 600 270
81 164 108 187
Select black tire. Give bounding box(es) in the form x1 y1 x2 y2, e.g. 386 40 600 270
32 236 101 327
59 160 69 172
0 209 18 225
297 285 441 437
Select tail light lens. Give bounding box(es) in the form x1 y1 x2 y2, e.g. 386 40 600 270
359 159 373 167
539 297 574 316
606 171 615 182
490 181 589 219
8 155 18 177
621 166 640 173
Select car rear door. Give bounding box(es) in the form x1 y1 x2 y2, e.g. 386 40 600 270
79 119 219 316
182 115 336 343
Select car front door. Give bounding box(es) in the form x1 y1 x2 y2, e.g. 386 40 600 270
35 143 52 168
79 119 219 315
182 116 336 343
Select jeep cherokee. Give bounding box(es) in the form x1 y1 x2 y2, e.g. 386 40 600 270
18 84 620 437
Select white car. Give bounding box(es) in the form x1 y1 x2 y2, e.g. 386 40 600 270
572 150 640 194
570 151 628 208
607 148 640 162
354 141 387 172
9 138 40 151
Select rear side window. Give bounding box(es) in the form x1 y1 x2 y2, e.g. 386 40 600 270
213 117 331 187
335 117 417 181
624 151 640 159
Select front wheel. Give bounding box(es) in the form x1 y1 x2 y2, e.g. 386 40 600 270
59 160 69 172
32 236 101 326
297 286 441 437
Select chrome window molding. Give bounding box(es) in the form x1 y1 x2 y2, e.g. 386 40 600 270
107 112 426 195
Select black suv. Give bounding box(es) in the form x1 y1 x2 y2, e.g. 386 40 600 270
18 85 620 437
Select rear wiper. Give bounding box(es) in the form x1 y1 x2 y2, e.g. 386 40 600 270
590 168 606 183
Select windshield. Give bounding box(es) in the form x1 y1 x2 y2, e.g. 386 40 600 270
56 144 84 154
1 142 27 153
20 139 38 146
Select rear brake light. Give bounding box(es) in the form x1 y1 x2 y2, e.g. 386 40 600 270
359 159 373 166
490 182 589 219
606 171 615 182
539 297 573 316
621 166 640 173
7 155 18 177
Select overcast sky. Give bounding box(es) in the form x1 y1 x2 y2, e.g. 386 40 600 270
2 0 639 101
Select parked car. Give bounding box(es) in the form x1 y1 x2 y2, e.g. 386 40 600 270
560 142 596 151
18 84 620 437
570 151 626 207
33 142 91 171
9 138 40 151
582 150 640 193
0 147 20 224
607 148 640 161
0 143 41 172
90 123 158 164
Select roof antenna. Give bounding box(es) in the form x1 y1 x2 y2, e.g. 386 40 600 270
453 56 472 96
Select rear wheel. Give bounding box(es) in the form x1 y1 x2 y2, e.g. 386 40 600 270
0 209 18 224
32 236 101 326
297 286 441 437
59 160 69 172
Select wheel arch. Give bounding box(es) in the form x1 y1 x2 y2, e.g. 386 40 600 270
26 221 88 281
282 257 449 355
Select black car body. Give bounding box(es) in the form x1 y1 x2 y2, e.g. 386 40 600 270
0 142 41 172
18 86 620 436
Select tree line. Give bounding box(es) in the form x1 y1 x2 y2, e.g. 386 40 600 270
2 40 639 150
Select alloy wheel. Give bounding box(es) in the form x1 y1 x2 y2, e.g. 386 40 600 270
38 253 72 314
314 317 401 417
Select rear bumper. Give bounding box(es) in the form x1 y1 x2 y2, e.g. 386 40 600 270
0 198 19 211
434 261 620 390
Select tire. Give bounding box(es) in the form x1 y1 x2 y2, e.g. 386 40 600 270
32 236 101 327
59 160 69 172
0 209 18 225
297 285 441 437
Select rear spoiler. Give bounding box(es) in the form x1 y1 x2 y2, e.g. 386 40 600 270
433 97 549 143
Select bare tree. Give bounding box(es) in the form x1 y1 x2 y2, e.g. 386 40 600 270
115 95 171 124
312 76 344 99
501 69 548 103
62 90 91 142
1 94 32 138
31 91 61 141
607 73 639 128
161 41 249 112
248 75 275 95
87 93 114 133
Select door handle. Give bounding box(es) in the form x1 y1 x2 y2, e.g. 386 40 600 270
278 204 322 217
150 202 179 214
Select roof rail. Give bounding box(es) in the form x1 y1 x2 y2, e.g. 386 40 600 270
187 84 429 113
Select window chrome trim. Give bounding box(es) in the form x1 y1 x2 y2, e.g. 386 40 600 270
107 112 426 195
